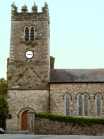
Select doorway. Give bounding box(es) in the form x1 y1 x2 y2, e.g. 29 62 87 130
21 109 35 131
21 110 28 130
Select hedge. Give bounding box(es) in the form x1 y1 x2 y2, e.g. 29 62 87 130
35 112 104 125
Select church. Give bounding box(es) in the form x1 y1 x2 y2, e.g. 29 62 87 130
7 2 104 131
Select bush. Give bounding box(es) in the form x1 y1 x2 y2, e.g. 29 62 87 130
0 79 8 129
0 79 7 96
35 112 104 125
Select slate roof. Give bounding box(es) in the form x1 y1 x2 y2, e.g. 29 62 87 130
50 69 104 83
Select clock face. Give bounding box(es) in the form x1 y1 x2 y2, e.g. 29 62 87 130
26 51 33 59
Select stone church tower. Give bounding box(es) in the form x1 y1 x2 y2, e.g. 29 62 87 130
7 2 50 131
7 1 104 133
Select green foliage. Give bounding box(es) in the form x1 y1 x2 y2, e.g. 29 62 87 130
0 78 8 117
36 112 104 125
0 78 7 96
0 79 8 128
0 95 8 118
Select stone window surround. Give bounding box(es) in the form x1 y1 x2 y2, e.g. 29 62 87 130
63 92 103 117
64 93 73 116
76 93 89 116
95 94 103 116
24 26 36 41
17 107 35 130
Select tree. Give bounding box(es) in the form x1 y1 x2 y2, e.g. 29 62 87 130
0 96 8 129
0 78 7 95
0 78 8 129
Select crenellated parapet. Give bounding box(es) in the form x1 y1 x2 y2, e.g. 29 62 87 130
11 2 18 15
11 2 49 21
42 2 49 14
21 5 28 13
32 2 38 13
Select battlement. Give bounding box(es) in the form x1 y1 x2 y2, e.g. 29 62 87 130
11 2 49 21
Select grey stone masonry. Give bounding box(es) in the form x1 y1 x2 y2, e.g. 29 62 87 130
8 2 50 90
50 83 104 117
7 90 49 131
7 2 50 131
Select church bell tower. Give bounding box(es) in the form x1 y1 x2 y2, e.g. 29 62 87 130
7 2 50 131
8 2 50 90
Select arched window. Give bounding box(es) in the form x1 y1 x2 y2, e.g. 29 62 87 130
30 27 35 41
95 95 102 116
25 27 29 41
77 94 83 116
84 94 89 116
64 94 70 116
77 94 89 116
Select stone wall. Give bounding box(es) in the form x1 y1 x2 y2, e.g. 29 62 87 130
50 83 104 117
34 117 104 135
7 90 49 131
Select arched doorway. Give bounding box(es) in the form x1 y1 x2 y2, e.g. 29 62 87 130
20 108 35 131
21 110 28 130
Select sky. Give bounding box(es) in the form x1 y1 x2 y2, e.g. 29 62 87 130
1 0 104 79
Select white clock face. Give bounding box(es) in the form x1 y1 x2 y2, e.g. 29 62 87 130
26 51 33 59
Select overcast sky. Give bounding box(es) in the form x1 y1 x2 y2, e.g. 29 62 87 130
1 0 104 79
